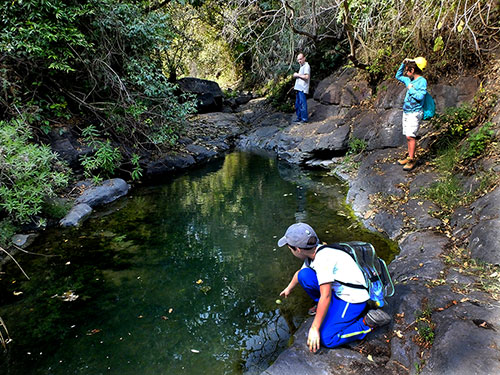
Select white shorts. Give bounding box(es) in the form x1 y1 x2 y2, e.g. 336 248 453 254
402 111 423 138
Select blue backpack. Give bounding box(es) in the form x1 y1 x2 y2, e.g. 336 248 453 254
423 92 436 120
317 242 394 307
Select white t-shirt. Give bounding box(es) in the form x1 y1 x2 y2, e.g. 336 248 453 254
304 247 369 304
294 62 310 94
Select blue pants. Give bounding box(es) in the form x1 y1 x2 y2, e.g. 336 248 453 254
298 268 372 348
295 90 308 122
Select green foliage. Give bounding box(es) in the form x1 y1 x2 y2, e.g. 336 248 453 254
80 126 122 180
433 104 477 138
0 117 69 223
347 137 367 155
1 0 197 152
0 219 17 248
0 0 93 72
130 153 143 181
461 123 494 159
366 46 393 77
41 198 72 220
422 176 464 211
416 306 435 345
264 76 295 112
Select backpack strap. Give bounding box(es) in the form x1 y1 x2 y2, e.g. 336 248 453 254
316 244 369 290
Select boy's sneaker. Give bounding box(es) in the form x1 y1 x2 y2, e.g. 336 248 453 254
403 159 416 171
308 304 318 316
398 157 411 165
363 309 391 328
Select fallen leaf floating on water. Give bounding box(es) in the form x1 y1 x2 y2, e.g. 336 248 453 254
275 299 282 305
191 349 200 353
86 329 101 336
51 290 79 302
161 316 168 320
196 279 203 284
13 291 23 296
168 308 173 314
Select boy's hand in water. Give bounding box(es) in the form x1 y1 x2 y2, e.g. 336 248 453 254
280 287 291 298
307 326 321 353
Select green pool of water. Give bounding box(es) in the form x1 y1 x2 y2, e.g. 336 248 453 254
0 152 398 375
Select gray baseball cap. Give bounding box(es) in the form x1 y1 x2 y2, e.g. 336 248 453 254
277 223 319 249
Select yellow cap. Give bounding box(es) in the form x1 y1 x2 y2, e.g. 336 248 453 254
410 57 427 71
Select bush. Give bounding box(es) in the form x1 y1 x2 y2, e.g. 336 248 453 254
265 75 295 112
422 175 465 211
0 117 69 223
433 104 477 139
347 137 367 155
461 123 494 160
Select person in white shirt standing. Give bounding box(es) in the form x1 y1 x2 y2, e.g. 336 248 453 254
293 53 310 123
277 223 391 353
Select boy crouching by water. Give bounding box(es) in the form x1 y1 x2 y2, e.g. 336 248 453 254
395 57 428 171
277 223 391 353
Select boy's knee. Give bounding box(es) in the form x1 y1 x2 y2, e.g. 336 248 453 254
298 267 316 286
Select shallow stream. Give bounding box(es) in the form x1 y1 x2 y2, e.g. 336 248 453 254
0 152 397 375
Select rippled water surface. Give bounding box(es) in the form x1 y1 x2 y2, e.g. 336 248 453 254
0 152 397 375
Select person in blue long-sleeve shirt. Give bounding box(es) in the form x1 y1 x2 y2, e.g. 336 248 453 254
395 57 427 171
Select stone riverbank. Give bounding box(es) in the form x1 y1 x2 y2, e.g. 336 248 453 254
234 67 500 374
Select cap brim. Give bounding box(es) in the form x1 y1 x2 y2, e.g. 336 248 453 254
277 236 287 247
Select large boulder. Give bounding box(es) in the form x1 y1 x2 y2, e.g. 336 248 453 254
75 178 130 207
177 77 223 113
313 68 371 106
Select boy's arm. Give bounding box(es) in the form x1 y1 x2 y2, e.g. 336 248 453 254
280 269 300 297
395 62 410 86
307 282 332 353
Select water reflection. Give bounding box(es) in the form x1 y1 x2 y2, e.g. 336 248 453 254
0 152 397 375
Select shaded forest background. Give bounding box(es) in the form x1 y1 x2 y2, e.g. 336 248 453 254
0 0 499 239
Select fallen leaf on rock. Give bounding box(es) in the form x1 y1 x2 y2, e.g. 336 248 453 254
364 210 375 219
367 354 374 362
394 330 403 338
